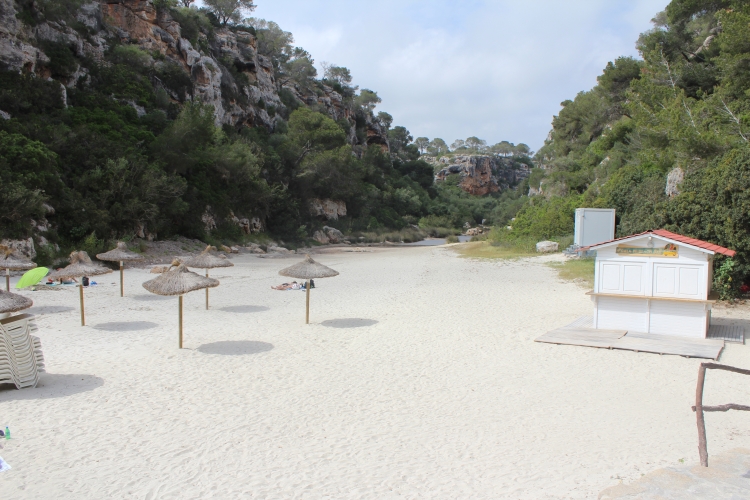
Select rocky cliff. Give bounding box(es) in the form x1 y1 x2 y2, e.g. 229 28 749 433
0 0 388 149
424 155 531 196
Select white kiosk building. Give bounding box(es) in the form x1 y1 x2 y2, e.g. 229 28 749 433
582 229 735 339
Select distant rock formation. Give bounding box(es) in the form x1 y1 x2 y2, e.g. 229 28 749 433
424 155 531 196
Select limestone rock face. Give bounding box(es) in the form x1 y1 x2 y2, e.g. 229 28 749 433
312 226 344 245
201 208 217 233
536 241 559 253
310 199 347 220
666 167 684 198
1 237 36 259
313 230 330 245
322 226 344 244
0 0 389 147
428 155 531 196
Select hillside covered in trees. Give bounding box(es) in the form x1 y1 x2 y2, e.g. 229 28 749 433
496 0 750 293
0 0 532 257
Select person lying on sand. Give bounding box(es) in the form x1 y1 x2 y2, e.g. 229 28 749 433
271 281 306 290
271 281 298 290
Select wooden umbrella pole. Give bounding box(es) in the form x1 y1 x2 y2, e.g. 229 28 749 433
5 268 9 292
205 269 209 310
305 280 310 324
79 283 86 326
696 363 709 467
179 295 184 349
119 261 124 297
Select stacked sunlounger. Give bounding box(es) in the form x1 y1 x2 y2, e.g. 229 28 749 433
0 313 45 389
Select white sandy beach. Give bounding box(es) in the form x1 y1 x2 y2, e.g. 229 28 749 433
1 246 749 499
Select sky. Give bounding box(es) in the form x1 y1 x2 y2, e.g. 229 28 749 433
199 0 671 152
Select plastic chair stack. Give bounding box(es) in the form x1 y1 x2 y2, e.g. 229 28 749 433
0 313 45 389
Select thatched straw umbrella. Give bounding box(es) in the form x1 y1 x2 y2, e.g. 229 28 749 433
47 251 112 326
142 260 219 348
184 245 234 310
97 242 144 297
0 245 37 292
0 289 33 317
279 254 339 324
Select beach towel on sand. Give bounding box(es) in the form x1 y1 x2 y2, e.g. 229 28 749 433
0 456 11 472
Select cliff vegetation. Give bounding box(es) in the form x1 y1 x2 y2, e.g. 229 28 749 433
491 0 750 294
0 0 532 258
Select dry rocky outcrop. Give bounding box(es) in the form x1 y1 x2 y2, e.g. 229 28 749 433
309 199 347 221
0 0 388 144
312 226 345 245
424 155 531 196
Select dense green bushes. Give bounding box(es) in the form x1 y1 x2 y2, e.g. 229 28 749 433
528 0 750 288
0 5 539 254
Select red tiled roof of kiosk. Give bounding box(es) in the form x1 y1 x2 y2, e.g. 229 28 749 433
581 229 736 257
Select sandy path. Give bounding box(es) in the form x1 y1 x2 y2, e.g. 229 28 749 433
1 247 749 499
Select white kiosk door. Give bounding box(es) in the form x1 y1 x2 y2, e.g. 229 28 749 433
598 261 647 295
653 264 703 300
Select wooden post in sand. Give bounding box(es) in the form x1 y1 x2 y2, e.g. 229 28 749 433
5 269 9 292
692 362 750 467
205 270 210 310
695 364 708 467
119 261 124 297
79 284 86 326
179 295 184 349
305 280 311 324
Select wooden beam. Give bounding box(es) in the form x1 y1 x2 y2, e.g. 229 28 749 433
693 404 750 412
695 363 708 467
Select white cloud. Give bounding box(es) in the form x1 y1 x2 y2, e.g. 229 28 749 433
198 0 670 150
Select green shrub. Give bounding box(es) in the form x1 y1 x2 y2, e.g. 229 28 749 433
713 258 739 300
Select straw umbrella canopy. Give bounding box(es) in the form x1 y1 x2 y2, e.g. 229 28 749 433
142 260 219 348
279 254 339 324
97 242 144 297
47 251 112 326
0 245 37 292
184 245 234 309
0 289 33 314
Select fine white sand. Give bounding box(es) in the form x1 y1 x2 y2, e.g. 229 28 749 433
1 247 749 499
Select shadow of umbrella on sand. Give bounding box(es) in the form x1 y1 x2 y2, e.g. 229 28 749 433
97 242 144 297
142 260 219 348
279 254 338 324
0 245 36 292
184 245 233 310
47 251 112 326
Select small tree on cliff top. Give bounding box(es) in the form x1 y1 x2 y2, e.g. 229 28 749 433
204 0 256 26
428 138 448 155
321 62 353 86
414 137 429 154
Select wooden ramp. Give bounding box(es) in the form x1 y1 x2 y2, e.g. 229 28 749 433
707 321 745 344
536 317 725 360
615 332 724 359
536 327 626 348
